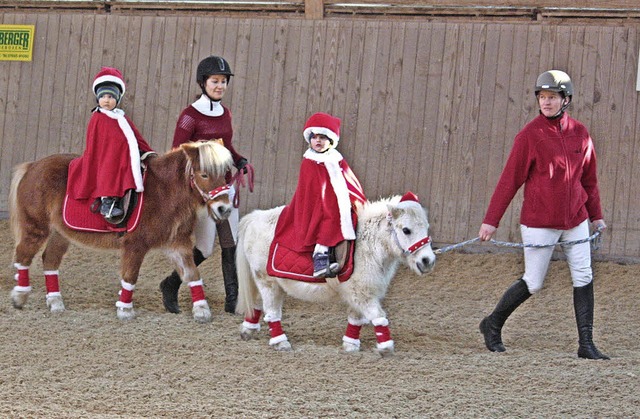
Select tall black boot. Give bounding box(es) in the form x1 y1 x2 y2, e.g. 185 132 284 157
479 278 531 352
221 246 238 314
159 247 207 313
574 282 610 360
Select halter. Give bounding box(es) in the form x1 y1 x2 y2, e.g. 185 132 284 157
387 213 431 256
190 170 231 204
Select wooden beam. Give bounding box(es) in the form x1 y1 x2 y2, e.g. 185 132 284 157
305 0 324 19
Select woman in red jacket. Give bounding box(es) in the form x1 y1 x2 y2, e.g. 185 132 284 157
478 70 609 360
159 56 249 314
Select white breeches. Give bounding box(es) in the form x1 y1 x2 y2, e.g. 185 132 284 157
194 185 238 258
521 219 593 294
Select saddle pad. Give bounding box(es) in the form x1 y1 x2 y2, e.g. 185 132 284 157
266 241 354 283
62 191 144 233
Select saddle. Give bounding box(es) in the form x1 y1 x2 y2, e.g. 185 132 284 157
267 239 355 283
63 155 153 233
63 186 144 233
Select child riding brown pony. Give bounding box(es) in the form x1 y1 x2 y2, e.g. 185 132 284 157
9 140 233 323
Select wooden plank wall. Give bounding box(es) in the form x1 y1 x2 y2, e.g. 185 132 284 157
0 12 638 261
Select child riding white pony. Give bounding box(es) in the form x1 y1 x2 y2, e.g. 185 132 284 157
236 192 436 356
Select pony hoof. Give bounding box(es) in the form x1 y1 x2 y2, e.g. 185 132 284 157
240 328 260 341
46 295 65 313
376 340 395 357
342 342 361 353
117 307 137 321
273 340 293 352
10 288 29 309
192 304 212 323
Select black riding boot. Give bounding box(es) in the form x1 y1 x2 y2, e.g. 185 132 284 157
574 282 610 360
221 246 238 314
159 247 207 313
479 278 531 352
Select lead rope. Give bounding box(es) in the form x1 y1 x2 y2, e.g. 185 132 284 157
230 163 255 208
434 227 603 255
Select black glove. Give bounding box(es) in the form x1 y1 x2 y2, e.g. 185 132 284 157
236 158 248 174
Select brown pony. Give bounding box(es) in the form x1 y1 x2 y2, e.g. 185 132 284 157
9 140 233 323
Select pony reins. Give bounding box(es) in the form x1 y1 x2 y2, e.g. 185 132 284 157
230 163 255 208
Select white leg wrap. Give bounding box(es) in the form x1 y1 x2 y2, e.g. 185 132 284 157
342 336 361 346
269 334 288 346
115 301 133 309
242 320 261 330
372 317 389 327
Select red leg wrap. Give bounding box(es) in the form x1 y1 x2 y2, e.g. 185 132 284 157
374 325 392 343
119 288 134 304
16 268 30 287
190 284 205 303
268 321 284 338
345 322 362 340
245 309 262 324
45 273 60 294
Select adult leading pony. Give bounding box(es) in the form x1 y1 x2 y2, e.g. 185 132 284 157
236 193 436 356
9 140 233 323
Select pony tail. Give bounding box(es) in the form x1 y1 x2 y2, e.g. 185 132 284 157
9 163 30 249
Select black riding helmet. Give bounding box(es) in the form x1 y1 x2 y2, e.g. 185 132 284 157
197 56 233 86
535 70 573 118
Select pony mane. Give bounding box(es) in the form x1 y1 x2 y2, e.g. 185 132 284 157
357 195 402 222
183 141 233 178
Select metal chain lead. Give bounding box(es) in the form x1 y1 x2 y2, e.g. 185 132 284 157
434 228 603 255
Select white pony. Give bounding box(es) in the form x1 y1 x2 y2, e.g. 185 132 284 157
236 193 436 356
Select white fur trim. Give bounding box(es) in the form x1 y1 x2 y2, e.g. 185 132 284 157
115 301 133 309
303 148 355 240
120 279 135 291
376 339 394 350
46 292 62 298
242 320 261 330
269 334 288 346
93 75 126 95
100 109 144 192
193 299 208 308
188 279 205 288
13 285 31 292
43 270 59 275
192 94 224 117
14 263 28 270
303 126 339 146
372 317 389 327
342 336 361 346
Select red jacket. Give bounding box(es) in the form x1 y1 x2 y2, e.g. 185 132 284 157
273 149 366 253
68 108 153 200
483 112 602 230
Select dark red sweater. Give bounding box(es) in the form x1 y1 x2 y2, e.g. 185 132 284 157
483 112 603 230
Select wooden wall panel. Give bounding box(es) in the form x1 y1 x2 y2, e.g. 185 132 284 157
0 11 639 261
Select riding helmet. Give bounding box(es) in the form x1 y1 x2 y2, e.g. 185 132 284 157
196 56 234 85
535 70 573 99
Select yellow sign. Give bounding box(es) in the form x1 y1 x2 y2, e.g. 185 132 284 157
0 24 35 61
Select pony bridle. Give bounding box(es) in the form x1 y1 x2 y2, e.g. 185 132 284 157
387 213 432 256
190 171 231 204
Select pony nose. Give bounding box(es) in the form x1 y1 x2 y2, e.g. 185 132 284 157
418 256 436 273
210 201 232 221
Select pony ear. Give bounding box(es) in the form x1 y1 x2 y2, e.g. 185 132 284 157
181 142 200 163
387 204 403 219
